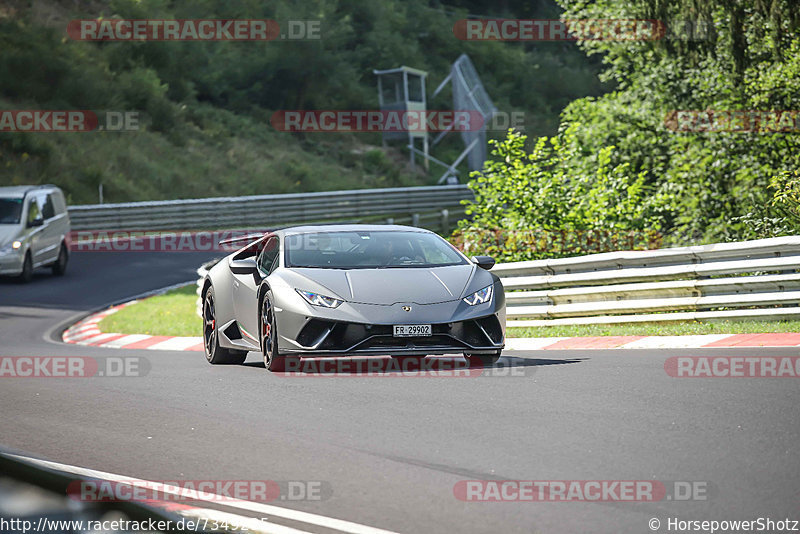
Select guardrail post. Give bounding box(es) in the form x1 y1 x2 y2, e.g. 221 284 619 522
440 209 449 233
411 213 420 227
386 217 394 225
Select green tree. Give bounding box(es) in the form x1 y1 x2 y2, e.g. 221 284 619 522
454 128 661 261
552 0 800 244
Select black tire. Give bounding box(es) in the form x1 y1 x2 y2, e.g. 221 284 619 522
464 351 502 368
17 252 33 284
261 294 294 372
203 287 247 365
51 243 68 276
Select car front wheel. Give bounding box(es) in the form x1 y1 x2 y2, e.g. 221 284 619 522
261 295 288 372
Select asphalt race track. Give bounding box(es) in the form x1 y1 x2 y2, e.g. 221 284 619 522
1 251 798 533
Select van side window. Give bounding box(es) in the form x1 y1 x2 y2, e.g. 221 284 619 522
40 194 56 219
27 198 41 224
51 191 67 214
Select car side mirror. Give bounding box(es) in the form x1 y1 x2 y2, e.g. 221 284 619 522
471 255 496 270
27 218 43 228
230 257 257 275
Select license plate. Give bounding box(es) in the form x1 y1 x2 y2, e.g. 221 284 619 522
393 324 432 337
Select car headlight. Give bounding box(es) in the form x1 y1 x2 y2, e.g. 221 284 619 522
296 289 343 308
463 285 493 306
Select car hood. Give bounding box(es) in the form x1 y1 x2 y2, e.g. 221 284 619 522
290 264 478 305
0 226 21 249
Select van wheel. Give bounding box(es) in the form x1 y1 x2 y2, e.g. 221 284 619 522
52 243 68 276
18 252 33 283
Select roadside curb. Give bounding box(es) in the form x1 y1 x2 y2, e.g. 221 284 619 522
61 301 205 352
62 301 800 352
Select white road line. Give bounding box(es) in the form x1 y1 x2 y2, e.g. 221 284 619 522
620 334 733 349
146 337 203 351
8 454 403 534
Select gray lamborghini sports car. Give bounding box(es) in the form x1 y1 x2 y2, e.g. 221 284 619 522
200 224 505 371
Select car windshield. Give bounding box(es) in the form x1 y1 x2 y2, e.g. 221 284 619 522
285 230 468 269
0 197 23 224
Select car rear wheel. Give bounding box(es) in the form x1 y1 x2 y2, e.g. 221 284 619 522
17 252 32 284
464 351 501 367
51 243 68 276
203 287 247 365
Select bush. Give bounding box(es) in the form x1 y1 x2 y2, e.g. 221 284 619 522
454 128 662 261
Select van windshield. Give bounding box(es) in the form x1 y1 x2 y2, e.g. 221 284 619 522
0 198 23 224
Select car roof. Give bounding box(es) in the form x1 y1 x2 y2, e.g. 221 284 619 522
278 224 434 236
0 185 61 198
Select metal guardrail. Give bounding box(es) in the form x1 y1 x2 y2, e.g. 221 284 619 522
499 236 800 327
68 185 473 232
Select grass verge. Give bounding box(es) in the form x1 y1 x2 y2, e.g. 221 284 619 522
508 320 800 338
99 285 200 337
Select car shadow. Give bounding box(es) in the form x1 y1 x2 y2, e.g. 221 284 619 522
240 354 586 376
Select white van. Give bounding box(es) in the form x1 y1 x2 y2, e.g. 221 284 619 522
0 185 70 282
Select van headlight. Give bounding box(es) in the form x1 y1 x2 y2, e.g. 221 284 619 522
463 285 493 306
0 241 22 254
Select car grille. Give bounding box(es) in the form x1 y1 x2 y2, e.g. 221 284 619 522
295 316 502 351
